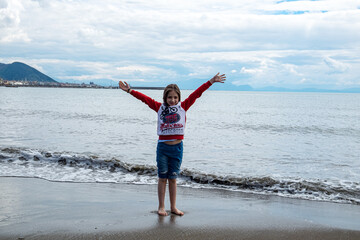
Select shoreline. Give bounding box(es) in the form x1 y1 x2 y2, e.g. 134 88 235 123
1 177 360 239
0 84 164 90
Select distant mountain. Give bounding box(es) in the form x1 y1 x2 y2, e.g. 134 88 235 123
209 83 253 91
0 62 57 83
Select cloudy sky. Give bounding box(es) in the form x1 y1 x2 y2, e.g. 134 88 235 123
1 0 360 90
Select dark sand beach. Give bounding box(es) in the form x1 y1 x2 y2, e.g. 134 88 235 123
1 177 360 240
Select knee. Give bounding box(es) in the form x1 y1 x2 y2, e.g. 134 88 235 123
159 178 168 184
168 179 177 184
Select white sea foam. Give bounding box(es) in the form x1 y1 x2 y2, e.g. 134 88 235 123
1 147 359 205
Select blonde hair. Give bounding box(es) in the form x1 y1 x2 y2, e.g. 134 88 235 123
163 84 181 105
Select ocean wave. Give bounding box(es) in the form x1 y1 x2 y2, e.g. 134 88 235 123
0 147 157 175
180 169 360 204
1 147 359 205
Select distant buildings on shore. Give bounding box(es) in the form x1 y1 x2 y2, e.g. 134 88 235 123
0 78 165 90
0 78 117 89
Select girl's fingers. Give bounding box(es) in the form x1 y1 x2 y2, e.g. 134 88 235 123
215 73 226 82
119 81 129 91
213 73 219 79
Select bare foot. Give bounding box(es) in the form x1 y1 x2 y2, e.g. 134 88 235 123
158 208 168 216
171 208 184 216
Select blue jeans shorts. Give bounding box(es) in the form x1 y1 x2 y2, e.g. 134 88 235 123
156 141 183 179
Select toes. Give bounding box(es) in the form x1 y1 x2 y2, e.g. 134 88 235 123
171 209 184 216
158 210 168 216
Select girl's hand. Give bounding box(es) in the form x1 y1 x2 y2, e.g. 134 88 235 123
210 73 226 84
119 81 131 93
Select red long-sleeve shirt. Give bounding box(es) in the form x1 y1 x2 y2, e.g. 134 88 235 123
130 80 213 140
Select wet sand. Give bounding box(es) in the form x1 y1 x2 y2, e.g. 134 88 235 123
1 177 360 239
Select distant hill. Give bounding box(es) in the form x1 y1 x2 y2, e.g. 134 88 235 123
0 62 57 83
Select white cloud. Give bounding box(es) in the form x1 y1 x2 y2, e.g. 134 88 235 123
265 0 353 12
0 0 360 88
0 29 30 43
300 78 309 84
116 65 157 74
241 67 263 75
323 57 349 73
0 0 31 42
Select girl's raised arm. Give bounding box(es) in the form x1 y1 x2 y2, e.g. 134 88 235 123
119 81 161 112
181 73 226 111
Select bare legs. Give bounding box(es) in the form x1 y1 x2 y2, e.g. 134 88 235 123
169 179 184 216
157 178 167 216
157 178 184 216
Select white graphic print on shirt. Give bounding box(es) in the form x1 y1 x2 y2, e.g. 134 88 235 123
157 103 186 136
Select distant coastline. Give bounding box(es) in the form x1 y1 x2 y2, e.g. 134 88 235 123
0 80 164 90
0 80 115 89
1 79 359 93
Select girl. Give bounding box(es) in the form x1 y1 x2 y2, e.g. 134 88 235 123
119 73 226 216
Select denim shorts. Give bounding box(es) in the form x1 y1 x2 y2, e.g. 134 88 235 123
156 141 183 179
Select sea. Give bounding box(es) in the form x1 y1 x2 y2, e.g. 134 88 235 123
1 86 359 205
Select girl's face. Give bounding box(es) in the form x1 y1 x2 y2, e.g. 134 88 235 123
166 90 179 106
